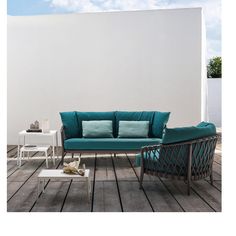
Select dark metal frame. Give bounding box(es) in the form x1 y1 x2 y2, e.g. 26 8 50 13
60 126 141 164
139 135 219 195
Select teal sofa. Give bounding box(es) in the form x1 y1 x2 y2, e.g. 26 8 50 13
60 111 170 164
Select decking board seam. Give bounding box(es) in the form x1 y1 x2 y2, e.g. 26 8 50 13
29 161 62 212
157 177 186 212
90 154 97 212
111 154 124 212
7 146 17 153
7 160 45 203
189 186 217 212
60 180 73 212
126 154 155 212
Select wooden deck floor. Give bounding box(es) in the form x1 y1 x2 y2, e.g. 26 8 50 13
7 143 221 212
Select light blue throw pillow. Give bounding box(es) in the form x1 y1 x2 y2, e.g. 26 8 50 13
82 120 113 138
118 121 149 138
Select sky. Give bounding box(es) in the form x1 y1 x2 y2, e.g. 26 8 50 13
7 0 221 59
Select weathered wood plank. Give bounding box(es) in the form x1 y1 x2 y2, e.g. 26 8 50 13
118 181 153 212
62 156 95 212
128 155 183 212
191 181 221 211
8 159 45 182
7 146 18 158
7 145 17 153
113 155 153 211
214 153 221 165
7 151 39 177
7 182 24 201
213 162 221 179
31 181 71 212
139 175 184 212
113 155 137 181
93 181 121 212
62 181 91 212
95 156 116 181
161 179 215 212
7 181 39 212
92 156 121 212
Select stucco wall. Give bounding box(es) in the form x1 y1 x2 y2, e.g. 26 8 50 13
207 79 222 127
7 9 205 144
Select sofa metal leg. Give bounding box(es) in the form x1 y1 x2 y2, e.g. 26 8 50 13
72 153 74 159
61 152 66 165
139 168 144 189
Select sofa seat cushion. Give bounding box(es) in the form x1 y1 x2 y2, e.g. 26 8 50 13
64 138 162 151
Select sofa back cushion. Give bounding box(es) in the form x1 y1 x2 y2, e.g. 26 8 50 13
162 122 216 144
60 111 80 139
82 120 113 138
152 111 171 138
118 121 149 138
115 111 155 137
76 112 115 137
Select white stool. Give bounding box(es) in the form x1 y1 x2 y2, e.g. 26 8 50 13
18 145 55 168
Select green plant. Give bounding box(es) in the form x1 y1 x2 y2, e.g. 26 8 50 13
207 56 222 78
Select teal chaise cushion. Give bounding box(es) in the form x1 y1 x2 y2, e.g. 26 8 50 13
64 138 162 150
162 121 216 144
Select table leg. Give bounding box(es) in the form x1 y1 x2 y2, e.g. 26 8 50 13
56 131 59 160
52 135 55 161
86 177 91 203
19 150 22 167
17 136 20 166
45 151 49 168
43 179 45 193
37 179 40 197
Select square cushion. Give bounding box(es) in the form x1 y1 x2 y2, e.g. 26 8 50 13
82 120 113 138
118 121 149 138
60 111 80 139
162 122 216 144
76 112 115 137
115 111 155 137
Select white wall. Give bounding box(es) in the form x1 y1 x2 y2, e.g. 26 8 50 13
207 79 221 127
8 8 205 144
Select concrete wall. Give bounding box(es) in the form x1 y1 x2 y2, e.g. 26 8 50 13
8 8 205 144
207 79 222 127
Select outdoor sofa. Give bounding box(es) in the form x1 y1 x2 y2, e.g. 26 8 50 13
60 111 170 164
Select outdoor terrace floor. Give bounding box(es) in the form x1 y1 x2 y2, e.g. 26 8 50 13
7 142 221 212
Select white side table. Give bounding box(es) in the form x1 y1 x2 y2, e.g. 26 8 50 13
17 130 59 166
19 145 55 168
37 169 91 202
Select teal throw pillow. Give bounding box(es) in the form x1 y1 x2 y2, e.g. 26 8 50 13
162 122 216 144
82 120 113 138
118 121 149 138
